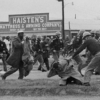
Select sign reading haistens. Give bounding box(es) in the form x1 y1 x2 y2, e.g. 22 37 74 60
8 13 62 32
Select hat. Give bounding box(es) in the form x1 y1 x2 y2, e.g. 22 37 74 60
83 32 91 39
17 30 24 34
31 35 37 39
55 31 61 35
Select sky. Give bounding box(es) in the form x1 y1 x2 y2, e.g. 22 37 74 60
0 0 100 21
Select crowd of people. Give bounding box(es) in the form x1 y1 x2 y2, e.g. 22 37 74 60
0 30 100 87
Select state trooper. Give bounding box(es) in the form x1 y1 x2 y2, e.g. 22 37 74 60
31 36 45 71
68 32 100 86
70 30 85 76
41 37 50 71
50 32 64 61
0 36 9 71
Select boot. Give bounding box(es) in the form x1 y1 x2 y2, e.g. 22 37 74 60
1 68 18 80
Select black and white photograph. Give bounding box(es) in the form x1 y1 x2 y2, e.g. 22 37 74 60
0 0 100 100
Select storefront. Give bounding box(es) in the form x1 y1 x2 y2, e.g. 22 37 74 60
0 13 62 37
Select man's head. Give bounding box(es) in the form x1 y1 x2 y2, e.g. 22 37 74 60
65 35 70 40
31 35 37 40
47 60 69 78
55 32 61 38
78 30 85 37
83 32 91 40
90 30 95 37
6 36 10 41
26 36 30 41
37 36 41 41
47 62 60 78
17 30 24 40
44 37 50 43
95 30 100 40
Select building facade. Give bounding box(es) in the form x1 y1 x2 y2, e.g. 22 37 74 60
0 13 62 37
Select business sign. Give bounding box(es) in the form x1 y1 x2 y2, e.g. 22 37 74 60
0 22 10 33
9 13 62 32
0 13 62 33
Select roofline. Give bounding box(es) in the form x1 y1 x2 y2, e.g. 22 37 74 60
9 13 49 17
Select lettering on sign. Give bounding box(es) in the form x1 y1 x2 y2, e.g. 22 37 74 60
0 13 62 33
12 16 45 24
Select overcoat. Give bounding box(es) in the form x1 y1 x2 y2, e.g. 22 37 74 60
48 58 80 80
7 37 23 68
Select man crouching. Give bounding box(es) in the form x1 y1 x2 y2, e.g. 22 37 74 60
47 59 83 86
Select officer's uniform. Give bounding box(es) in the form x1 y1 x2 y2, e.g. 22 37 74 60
50 36 64 61
0 40 9 71
32 38 44 71
41 40 50 70
71 35 83 75
72 33 100 85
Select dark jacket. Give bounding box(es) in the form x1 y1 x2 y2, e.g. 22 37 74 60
7 37 23 68
32 39 42 55
0 40 8 54
72 38 100 58
41 41 49 58
72 35 82 50
50 38 64 51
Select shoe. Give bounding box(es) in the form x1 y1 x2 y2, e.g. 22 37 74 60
38 68 41 71
18 77 23 80
59 84 67 86
25 71 30 77
83 82 90 86
38 65 41 71
94 71 100 75
42 69 47 72
1 75 6 80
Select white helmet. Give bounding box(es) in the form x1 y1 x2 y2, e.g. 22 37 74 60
83 32 91 39
78 30 85 36
55 31 61 35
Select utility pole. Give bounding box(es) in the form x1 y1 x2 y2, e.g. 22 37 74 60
68 21 71 40
75 14 76 19
57 0 65 40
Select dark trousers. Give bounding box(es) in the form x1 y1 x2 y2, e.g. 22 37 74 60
33 54 44 71
43 58 49 70
66 77 83 85
73 55 82 74
52 51 59 61
0 54 7 71
3 63 24 79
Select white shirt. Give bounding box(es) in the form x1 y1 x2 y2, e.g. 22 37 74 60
3 39 10 51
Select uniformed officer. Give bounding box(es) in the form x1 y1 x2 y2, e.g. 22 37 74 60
31 36 45 71
50 32 64 61
41 37 50 70
68 32 100 86
0 36 8 71
70 30 85 75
